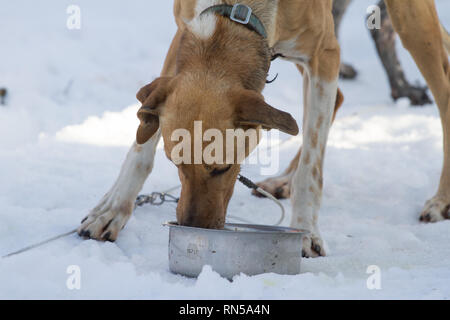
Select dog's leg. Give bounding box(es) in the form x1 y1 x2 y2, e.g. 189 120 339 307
369 0 431 106
291 68 340 257
78 31 182 241
332 0 357 79
275 11 340 257
385 0 450 222
332 0 352 35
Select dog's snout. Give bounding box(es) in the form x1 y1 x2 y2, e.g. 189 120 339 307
178 211 224 229
178 212 196 227
177 201 225 229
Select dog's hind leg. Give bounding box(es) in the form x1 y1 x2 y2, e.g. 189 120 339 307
332 0 357 79
78 31 182 241
385 0 450 222
369 0 431 106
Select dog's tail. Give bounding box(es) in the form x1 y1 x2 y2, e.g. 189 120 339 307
441 22 450 55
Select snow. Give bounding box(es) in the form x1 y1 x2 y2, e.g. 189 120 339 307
1 0 450 299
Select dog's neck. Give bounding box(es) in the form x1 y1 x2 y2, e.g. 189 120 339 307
191 1 278 39
178 1 277 92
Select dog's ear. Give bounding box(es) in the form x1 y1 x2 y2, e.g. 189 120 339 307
232 89 299 136
136 77 172 144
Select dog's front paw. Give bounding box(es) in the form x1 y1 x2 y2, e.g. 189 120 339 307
302 233 326 258
419 196 450 223
78 194 134 242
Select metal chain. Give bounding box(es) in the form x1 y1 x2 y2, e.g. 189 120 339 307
135 192 179 207
135 185 181 208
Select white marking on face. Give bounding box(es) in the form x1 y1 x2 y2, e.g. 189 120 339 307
188 0 220 39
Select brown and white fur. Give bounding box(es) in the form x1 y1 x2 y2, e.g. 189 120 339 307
78 0 450 258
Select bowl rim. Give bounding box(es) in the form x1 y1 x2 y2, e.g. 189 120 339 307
163 221 309 235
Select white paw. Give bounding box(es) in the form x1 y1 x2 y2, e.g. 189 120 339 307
302 233 326 258
77 193 134 242
419 196 450 223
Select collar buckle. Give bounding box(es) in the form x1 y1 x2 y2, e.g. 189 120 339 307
230 4 252 25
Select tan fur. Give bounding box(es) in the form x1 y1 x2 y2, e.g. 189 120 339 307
441 23 450 55
135 1 304 228
275 1 340 81
157 1 342 231
165 0 341 229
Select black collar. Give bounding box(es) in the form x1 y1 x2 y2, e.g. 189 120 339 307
200 4 267 39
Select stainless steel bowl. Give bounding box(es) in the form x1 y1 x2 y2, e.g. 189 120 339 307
165 222 307 279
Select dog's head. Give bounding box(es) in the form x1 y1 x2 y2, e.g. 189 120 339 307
135 27 298 229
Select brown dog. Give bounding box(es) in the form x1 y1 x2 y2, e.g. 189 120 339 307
78 0 450 258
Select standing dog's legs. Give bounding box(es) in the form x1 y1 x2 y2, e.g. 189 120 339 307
78 31 182 241
385 0 450 222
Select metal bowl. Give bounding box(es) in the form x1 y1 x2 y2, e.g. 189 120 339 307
165 222 307 279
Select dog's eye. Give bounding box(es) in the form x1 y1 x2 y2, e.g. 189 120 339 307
210 165 232 177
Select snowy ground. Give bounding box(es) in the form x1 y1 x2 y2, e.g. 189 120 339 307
1 0 449 299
